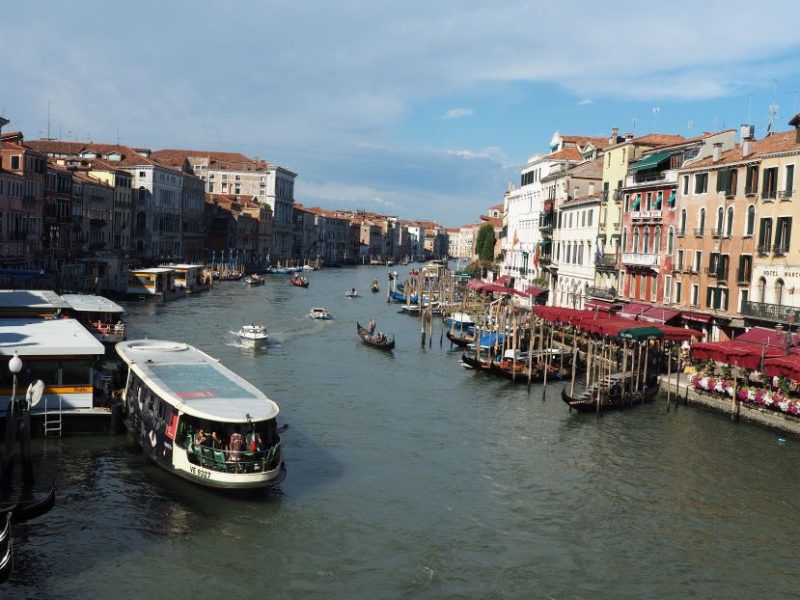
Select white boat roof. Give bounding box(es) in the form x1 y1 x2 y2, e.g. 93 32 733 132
0 289 70 310
115 339 280 423
0 318 105 357
61 294 125 314
129 267 175 274
160 263 204 270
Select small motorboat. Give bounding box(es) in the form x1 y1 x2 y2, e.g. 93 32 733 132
443 312 475 331
290 275 309 288
244 274 265 286
371 279 380 293
309 307 333 320
345 288 359 298
302 264 315 271
238 323 269 346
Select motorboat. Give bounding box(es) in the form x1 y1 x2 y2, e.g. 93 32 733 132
345 289 359 298
115 339 286 490
290 274 309 287
238 323 269 346
309 307 333 320
443 312 475 331
244 274 265 286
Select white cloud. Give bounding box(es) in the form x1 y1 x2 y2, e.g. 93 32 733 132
442 107 474 119
576 98 594 106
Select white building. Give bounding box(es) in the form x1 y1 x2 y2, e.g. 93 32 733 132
503 132 607 291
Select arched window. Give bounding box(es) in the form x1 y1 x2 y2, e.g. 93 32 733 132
643 228 650 254
653 227 661 253
759 277 767 303
726 207 734 237
776 279 785 306
716 206 724 234
667 227 675 254
746 205 755 236
680 209 687 234
632 229 639 253
138 186 146 202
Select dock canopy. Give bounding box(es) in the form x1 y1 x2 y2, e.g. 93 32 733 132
619 302 651 318
735 327 794 348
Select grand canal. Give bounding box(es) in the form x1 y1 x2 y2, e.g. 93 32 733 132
4 265 800 598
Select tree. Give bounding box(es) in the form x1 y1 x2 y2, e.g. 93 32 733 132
476 224 495 262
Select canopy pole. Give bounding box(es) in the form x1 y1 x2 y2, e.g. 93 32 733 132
569 323 578 400
666 342 672 412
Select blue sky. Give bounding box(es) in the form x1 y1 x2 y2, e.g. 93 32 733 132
3 1 800 226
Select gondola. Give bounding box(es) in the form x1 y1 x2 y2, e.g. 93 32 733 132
371 280 380 293
561 381 661 413
459 352 490 371
0 482 56 524
356 322 395 350
446 331 474 347
0 512 11 583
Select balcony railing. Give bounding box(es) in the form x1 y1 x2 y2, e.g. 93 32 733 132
763 189 777 200
587 286 615 300
705 268 718 277
630 210 663 221
622 252 659 266
779 189 794 201
737 269 751 285
742 300 800 324
595 254 619 269
773 244 789 256
757 245 770 256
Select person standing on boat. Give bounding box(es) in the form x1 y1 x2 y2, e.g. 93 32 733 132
229 426 245 468
368 319 376 334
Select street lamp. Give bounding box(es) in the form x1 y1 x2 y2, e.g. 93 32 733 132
9 351 22 414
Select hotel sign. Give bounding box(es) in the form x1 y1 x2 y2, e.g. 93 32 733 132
754 265 800 279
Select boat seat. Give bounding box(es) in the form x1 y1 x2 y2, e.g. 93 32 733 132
200 446 216 469
213 449 231 472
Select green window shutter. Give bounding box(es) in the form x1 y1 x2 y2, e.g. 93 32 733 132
717 170 730 192
706 287 713 308
787 165 794 194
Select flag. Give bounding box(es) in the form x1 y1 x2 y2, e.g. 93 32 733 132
533 244 540 269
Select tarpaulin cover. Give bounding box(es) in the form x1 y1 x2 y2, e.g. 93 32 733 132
691 341 787 370
735 327 794 348
763 355 800 380
639 307 681 323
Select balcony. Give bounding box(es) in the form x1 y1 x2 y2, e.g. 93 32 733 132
762 189 777 201
773 244 789 256
602 190 609 202
613 190 623 202
539 255 551 266
538 222 553 234
779 189 794 201
705 268 718 277
630 210 663 222
622 253 659 267
744 186 758 197
742 300 800 324
587 286 615 300
595 254 619 270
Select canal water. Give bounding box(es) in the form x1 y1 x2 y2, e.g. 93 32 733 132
4 265 800 598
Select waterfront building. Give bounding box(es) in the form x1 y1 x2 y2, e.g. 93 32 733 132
293 204 320 264
671 126 766 340
0 131 46 270
72 170 114 258
744 117 800 330
596 130 685 296
43 162 76 275
503 132 607 292
548 157 603 308
615 130 737 316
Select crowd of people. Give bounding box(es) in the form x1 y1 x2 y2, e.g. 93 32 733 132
191 424 266 466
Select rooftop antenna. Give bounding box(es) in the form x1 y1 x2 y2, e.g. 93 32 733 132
47 100 51 140
767 79 779 134
116 128 120 146
748 94 752 123
713 116 719 131
652 106 661 128
687 120 694 134
632 117 638 134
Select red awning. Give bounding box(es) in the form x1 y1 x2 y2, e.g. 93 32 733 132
584 299 619 313
735 326 792 348
619 302 651 317
691 341 786 370
657 325 703 342
764 355 800 380
639 307 681 323
467 279 486 291
524 286 547 297
681 312 712 324
495 275 511 286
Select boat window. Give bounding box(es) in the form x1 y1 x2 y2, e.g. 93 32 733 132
61 359 93 385
24 359 60 386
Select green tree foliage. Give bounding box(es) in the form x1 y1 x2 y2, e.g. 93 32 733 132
476 224 495 262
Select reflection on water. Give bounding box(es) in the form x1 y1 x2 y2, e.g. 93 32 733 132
4 264 800 598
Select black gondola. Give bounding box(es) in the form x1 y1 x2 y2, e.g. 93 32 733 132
356 322 395 350
0 482 56 524
0 512 11 583
446 331 474 347
561 381 661 413
371 280 380 293
459 352 491 371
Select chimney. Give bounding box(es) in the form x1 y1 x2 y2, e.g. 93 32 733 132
740 124 755 141
609 127 619 144
742 140 752 158
712 143 722 162
625 133 634 142
789 113 800 144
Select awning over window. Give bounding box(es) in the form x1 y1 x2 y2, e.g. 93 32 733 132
632 195 641 209
639 307 680 323
585 299 618 313
735 326 792 347
630 151 673 172
681 311 712 324
619 302 651 317
668 190 677 207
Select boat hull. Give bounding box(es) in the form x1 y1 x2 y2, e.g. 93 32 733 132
561 382 661 413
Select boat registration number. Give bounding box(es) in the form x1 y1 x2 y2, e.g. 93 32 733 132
189 466 212 479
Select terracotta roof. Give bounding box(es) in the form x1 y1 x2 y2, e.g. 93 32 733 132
683 130 799 170
488 203 504 211
566 155 603 178
546 147 583 161
560 135 610 149
153 149 270 171
632 133 686 147
479 216 502 227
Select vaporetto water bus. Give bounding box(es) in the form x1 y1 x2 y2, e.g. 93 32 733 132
115 339 285 490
